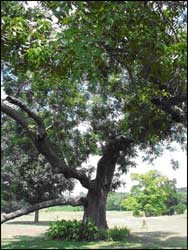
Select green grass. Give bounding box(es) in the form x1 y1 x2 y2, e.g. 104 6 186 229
1 235 138 249
2 233 187 249
1 212 187 249
43 206 83 212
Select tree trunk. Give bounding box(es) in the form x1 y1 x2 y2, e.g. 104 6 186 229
34 210 39 223
82 138 125 229
83 189 108 229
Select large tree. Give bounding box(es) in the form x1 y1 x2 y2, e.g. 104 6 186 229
1 1 187 229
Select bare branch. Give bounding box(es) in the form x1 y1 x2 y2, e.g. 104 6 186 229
1 197 86 224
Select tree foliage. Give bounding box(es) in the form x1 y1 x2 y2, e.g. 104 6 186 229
2 1 187 166
1 1 187 227
121 170 179 216
106 192 128 211
1 117 74 213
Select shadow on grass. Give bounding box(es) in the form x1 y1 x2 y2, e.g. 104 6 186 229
7 221 54 226
129 231 187 249
1 231 187 249
1 235 94 249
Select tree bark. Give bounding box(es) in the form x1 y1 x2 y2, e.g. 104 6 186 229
34 210 39 223
1 197 85 224
82 136 134 229
83 189 108 229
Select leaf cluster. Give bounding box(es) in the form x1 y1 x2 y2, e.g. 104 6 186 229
47 219 108 241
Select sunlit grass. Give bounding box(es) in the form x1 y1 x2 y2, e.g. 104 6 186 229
1 211 187 249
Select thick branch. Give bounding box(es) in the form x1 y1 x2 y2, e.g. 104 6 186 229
1 101 34 137
6 96 45 128
151 97 186 123
1 197 85 224
6 96 46 138
1 100 93 190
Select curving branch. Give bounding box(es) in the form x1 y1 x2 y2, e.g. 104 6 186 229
1 197 86 224
6 96 46 139
6 96 44 127
151 96 186 124
1 101 34 137
1 97 93 190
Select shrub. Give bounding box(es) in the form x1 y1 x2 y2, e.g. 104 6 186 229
47 219 131 242
95 228 108 241
133 210 140 216
175 204 187 214
133 210 145 217
47 219 108 241
108 226 130 241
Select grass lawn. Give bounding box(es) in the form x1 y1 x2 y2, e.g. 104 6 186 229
1 211 187 249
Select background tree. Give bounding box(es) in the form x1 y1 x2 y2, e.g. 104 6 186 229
106 192 128 211
175 187 187 214
1 117 74 222
1 1 187 229
121 170 179 216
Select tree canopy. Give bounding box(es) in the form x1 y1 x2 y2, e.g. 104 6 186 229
1 1 187 228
